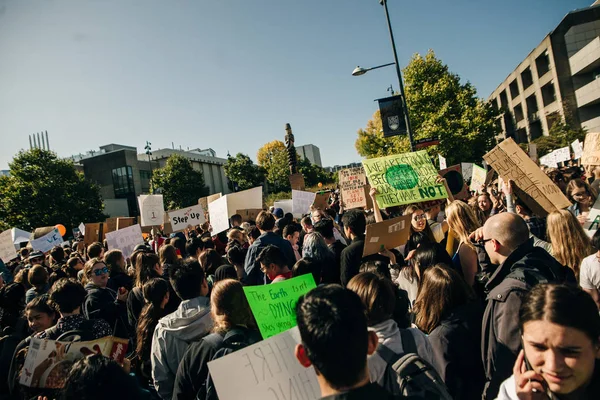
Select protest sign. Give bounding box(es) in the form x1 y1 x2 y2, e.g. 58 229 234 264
208 196 230 234
30 228 64 253
485 168 496 186
438 155 447 170
104 217 118 234
83 223 102 245
529 143 538 161
582 132 600 166
105 224 144 259
244 274 316 339
584 196 600 237
572 139 584 160
312 192 330 210
554 146 571 164
20 336 127 389
440 165 469 200
339 167 368 209
116 217 135 230
362 215 412 257
198 197 209 215
78 223 86 236
236 209 263 222
208 327 320 400
469 165 487 192
138 195 165 227
483 138 571 216
273 199 293 215
168 204 206 231
461 162 474 183
292 190 317 215
226 187 263 218
363 151 448 208
207 193 222 204
289 173 306 191
0 229 17 262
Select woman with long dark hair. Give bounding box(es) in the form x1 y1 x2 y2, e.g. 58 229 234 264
127 253 162 331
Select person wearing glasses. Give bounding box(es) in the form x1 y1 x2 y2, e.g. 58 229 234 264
470 213 576 399
566 179 597 225
82 257 130 338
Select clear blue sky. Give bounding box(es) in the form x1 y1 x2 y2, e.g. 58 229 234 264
0 0 592 170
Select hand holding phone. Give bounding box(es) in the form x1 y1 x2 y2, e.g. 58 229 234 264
513 349 548 399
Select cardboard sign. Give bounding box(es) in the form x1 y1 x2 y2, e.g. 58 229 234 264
105 224 144 259
104 217 118 234
572 139 584 160
292 190 317 215
208 196 230 234
485 168 496 186
289 173 306 191
243 274 316 339
273 199 293 215
83 223 102 245
554 146 571 163
20 336 127 388
469 165 487 192
168 204 206 232
116 218 135 231
529 143 538 161
207 193 222 204
461 162 474 183
339 167 368 209
312 192 330 210
30 228 64 253
584 196 600 237
226 187 263 218
363 215 412 257
582 132 600 166
138 195 165 227
363 151 448 208
483 138 571 216
0 229 17 262
440 165 469 200
438 155 447 170
198 197 209 215
236 209 263 223
208 327 320 400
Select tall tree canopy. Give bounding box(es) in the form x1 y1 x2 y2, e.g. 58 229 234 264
150 154 209 210
356 50 500 165
257 140 290 192
0 149 106 231
224 153 266 191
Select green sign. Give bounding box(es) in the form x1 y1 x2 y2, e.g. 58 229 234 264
243 274 316 339
362 151 448 208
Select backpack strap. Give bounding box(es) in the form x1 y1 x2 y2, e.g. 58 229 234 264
375 343 403 365
399 329 417 355
202 333 225 349
222 327 250 345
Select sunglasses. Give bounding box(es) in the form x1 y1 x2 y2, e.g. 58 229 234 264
93 266 109 276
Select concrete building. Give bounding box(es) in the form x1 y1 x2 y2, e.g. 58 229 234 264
324 162 362 173
78 144 230 217
489 1 600 143
296 144 322 167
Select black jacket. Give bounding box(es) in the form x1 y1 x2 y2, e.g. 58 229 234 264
321 382 401 399
324 240 346 284
481 238 576 399
107 270 134 292
83 283 129 338
340 237 389 287
428 301 485 400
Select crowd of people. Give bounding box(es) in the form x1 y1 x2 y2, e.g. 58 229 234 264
0 162 599 400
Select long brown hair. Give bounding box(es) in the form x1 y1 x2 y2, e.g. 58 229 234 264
158 244 178 266
134 253 160 288
210 279 256 334
403 204 436 242
413 264 473 334
546 210 593 278
566 179 597 206
136 278 168 377
347 272 396 327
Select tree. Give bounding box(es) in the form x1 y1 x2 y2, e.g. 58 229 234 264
257 140 290 192
224 153 266 191
0 148 106 232
150 154 209 210
356 50 500 165
532 106 587 157
298 157 335 187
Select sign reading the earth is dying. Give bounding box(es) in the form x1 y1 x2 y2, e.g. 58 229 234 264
362 151 448 208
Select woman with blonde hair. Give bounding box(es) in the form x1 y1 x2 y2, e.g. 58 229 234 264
546 209 594 278
445 201 481 286
172 279 260 399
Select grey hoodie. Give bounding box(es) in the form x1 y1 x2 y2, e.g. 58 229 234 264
151 296 212 399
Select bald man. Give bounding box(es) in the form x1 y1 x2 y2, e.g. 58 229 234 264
477 213 576 399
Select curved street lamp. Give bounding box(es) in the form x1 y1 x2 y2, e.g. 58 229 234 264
351 62 395 76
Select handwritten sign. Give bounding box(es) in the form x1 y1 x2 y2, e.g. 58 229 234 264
312 193 330 210
483 138 571 216
438 155 447 170
554 146 571 163
208 195 230 234
582 132 600 166
584 196 600 237
30 228 64 253
273 199 293 216
461 162 474 183
363 151 448 208
440 165 469 200
168 204 206 231
292 190 317 215
138 195 165 227
363 215 412 257
469 164 487 192
208 327 320 400
572 139 583 160
105 224 144 259
339 167 368 209
243 274 316 339
0 229 17 262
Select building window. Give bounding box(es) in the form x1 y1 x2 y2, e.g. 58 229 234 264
509 80 520 99
526 94 539 120
499 91 509 109
514 104 525 122
112 166 135 197
140 170 152 180
535 52 551 78
521 67 534 90
541 82 556 107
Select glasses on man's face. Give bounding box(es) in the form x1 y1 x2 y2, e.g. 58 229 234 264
472 238 492 248
93 266 109 276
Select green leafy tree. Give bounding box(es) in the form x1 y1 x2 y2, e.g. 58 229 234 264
257 140 290 192
0 148 106 231
298 157 335 187
532 110 587 157
356 50 500 165
224 153 266 191
150 154 209 209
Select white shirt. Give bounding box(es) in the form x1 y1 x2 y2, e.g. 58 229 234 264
580 253 600 291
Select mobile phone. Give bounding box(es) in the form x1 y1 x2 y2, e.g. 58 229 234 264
521 339 555 398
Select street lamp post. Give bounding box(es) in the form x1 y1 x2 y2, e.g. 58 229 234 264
145 141 153 193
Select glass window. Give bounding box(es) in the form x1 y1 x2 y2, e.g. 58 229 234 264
112 166 135 197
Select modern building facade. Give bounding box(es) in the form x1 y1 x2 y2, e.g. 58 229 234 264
296 144 322 167
489 1 600 143
324 162 362 173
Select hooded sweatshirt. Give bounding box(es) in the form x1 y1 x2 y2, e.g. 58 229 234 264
151 296 212 400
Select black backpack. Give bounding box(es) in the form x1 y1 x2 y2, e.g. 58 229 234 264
376 329 452 400
197 328 259 400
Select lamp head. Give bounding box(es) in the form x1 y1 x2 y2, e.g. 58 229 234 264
352 66 367 76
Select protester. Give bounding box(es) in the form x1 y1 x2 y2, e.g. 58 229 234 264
580 228 600 310
413 264 484 400
64 256 84 279
214 264 238 282
302 232 336 284
225 244 247 281
105 249 133 292
151 258 212 400
87 242 104 260
25 294 57 334
172 279 261 400
445 201 481 286
497 284 600 399
295 285 396 399
476 192 496 221
566 179 597 223
313 219 345 284
546 209 593 278
402 204 438 257
226 228 248 249
0 282 25 332
283 224 302 261
247 226 261 246
25 264 49 303
257 244 293 283
128 252 163 329
199 249 223 278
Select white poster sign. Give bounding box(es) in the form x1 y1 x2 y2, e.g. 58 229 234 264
105 224 144 259
461 162 473 182
438 155 447 170
208 196 230 234
168 204 206 232
137 195 165 227
572 139 584 160
469 165 487 192
0 229 17 262
78 223 86 236
554 146 571 163
273 199 294 215
292 190 316 216
226 187 263 218
30 228 64 253
208 327 320 400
